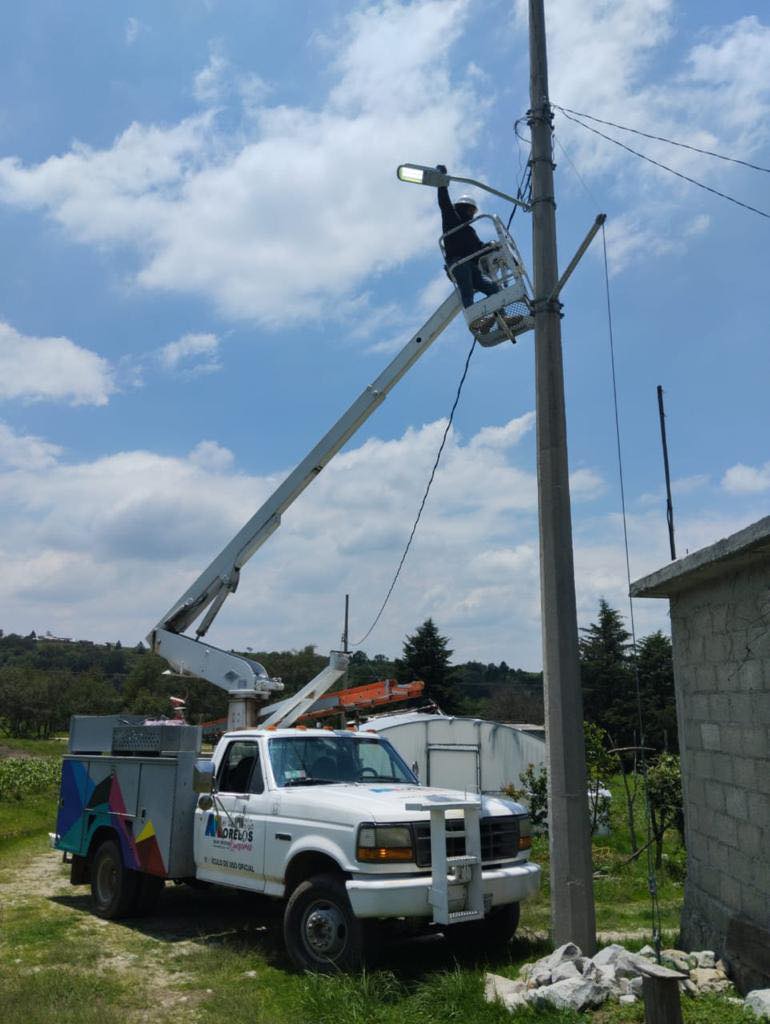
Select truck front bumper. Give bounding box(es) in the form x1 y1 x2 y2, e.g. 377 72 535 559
346 859 540 920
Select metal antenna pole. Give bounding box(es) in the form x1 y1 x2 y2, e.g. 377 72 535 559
657 386 677 560
343 594 350 653
528 0 597 953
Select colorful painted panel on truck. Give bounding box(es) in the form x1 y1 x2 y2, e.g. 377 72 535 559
55 758 171 877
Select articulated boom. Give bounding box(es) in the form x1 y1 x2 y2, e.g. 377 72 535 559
148 292 462 727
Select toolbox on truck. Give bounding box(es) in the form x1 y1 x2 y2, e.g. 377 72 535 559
55 717 203 880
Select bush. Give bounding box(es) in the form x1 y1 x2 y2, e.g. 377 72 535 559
0 758 60 801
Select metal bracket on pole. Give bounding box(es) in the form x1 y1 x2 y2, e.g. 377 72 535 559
548 214 606 303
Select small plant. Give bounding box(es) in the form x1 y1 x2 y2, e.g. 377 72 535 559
505 763 549 830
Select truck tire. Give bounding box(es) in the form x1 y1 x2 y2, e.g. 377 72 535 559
90 839 139 919
283 873 364 972
444 902 520 952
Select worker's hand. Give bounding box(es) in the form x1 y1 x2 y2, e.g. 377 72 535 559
436 164 447 175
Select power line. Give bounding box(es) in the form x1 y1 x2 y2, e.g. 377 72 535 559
556 107 770 220
352 336 478 648
554 104 770 175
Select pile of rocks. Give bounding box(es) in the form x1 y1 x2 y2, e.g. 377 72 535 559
484 942 735 1014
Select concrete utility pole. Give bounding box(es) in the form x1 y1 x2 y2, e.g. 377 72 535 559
528 0 597 953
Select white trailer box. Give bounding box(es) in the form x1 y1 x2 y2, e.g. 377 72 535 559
363 713 546 796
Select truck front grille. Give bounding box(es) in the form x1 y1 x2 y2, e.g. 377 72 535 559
412 815 521 868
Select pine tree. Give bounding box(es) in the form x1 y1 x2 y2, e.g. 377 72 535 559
636 630 678 752
579 598 634 742
396 618 456 712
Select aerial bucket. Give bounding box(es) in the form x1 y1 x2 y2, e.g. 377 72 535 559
440 214 535 347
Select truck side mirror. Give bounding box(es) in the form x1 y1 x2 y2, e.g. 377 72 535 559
193 758 216 795
411 761 420 780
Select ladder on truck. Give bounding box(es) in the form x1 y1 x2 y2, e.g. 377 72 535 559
405 794 484 925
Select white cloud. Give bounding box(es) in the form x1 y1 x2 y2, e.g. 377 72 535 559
0 412 608 665
193 43 230 104
470 412 534 450
2 414 762 663
0 321 114 406
188 439 234 472
125 17 145 46
158 332 221 375
722 461 770 494
0 0 479 326
513 1 770 268
0 422 62 469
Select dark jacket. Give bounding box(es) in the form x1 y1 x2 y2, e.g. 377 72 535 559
437 186 485 267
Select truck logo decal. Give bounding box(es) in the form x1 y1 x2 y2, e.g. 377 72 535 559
204 813 253 847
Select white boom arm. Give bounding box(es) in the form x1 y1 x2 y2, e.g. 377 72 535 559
147 292 462 713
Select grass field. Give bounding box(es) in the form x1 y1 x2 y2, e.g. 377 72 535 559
0 737 756 1024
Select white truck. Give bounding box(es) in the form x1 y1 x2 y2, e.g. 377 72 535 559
55 715 539 970
54 208 540 969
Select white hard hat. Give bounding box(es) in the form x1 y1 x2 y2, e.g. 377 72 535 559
456 194 478 210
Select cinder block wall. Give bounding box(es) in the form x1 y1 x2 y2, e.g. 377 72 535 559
669 562 770 991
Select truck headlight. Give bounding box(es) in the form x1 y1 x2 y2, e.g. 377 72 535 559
357 824 414 863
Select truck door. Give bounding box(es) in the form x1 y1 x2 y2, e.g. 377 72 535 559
194 739 267 891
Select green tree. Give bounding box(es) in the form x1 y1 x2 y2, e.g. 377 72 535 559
396 618 456 712
637 631 678 752
646 753 683 868
579 599 635 743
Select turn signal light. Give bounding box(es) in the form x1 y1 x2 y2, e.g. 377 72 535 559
357 846 414 862
518 835 532 851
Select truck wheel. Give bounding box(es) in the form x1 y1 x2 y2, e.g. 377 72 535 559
90 839 139 919
132 874 164 916
444 902 520 952
283 873 364 972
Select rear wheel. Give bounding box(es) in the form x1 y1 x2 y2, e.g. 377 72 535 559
283 873 365 972
90 839 139 919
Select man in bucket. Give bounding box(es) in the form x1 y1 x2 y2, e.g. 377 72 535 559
435 164 501 319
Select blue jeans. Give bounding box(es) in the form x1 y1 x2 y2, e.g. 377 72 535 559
452 261 500 308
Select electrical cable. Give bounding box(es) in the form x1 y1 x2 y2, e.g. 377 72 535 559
557 107 770 220
352 336 478 648
554 105 770 175
600 221 664 958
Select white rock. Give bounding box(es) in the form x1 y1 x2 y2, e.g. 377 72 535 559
638 944 656 958
662 948 691 973
531 976 610 1013
694 950 716 969
746 990 770 1020
630 976 643 995
243 970 258 978
484 973 529 1011
593 943 628 968
543 942 583 970
614 951 651 980
619 994 637 1005
551 960 581 983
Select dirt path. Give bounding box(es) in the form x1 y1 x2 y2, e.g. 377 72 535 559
0 845 222 1022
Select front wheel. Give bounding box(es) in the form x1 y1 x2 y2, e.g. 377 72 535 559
90 839 139 919
283 873 364 972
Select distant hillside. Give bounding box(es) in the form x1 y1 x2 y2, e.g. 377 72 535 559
0 631 543 736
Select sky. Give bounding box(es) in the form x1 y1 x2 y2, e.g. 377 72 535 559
0 0 768 669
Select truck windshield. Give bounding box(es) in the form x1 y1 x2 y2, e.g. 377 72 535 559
268 735 417 788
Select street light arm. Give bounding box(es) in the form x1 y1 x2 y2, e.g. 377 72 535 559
447 174 532 213
396 163 531 212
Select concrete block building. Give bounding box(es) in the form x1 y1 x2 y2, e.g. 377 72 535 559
631 516 770 993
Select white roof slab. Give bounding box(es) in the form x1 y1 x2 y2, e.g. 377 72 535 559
631 515 770 598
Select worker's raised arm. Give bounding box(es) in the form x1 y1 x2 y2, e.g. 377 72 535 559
435 164 457 225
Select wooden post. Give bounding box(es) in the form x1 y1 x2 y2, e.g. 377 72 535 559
638 961 685 1024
